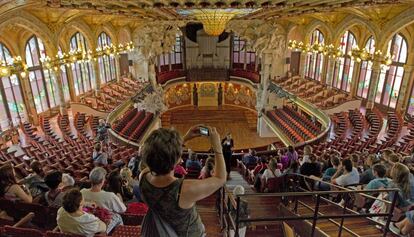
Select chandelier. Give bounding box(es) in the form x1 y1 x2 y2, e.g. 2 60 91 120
192 9 242 36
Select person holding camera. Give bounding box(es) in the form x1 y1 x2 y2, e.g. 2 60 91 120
139 125 226 236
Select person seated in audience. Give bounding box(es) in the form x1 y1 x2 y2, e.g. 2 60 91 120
392 209 414 236
411 147 414 160
229 185 249 237
360 154 379 184
186 153 202 171
331 159 360 187
283 160 300 175
139 126 226 236
23 160 48 198
262 157 282 181
57 188 107 237
174 158 188 178
128 148 142 178
380 149 394 166
81 167 125 232
313 156 340 191
350 154 362 173
132 161 147 203
285 146 298 166
199 157 215 179
299 145 312 165
106 169 133 202
365 164 390 190
242 149 258 167
300 154 321 177
92 143 109 166
254 157 282 191
0 163 32 203
252 157 268 176
61 173 75 191
120 167 139 191
388 163 414 208
43 171 65 207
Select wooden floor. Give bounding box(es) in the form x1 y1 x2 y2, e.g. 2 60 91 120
162 106 279 151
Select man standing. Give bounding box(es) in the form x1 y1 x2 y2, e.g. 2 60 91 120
222 133 234 180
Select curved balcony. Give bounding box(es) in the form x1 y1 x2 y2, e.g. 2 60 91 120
263 81 332 148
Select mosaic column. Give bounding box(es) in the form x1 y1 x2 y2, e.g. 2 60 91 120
396 64 414 113
365 60 382 109
18 74 38 125
93 60 101 96
51 69 67 115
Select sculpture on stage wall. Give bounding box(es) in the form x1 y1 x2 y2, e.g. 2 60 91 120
135 86 168 115
226 20 286 57
133 22 185 60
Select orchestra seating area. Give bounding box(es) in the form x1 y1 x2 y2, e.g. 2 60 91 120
112 108 154 142
273 76 351 109
81 78 143 112
267 106 321 143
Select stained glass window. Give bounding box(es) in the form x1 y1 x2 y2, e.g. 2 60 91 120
70 32 95 95
332 31 357 92
25 35 61 113
357 37 375 99
97 32 116 84
305 29 324 81
232 35 256 70
374 33 407 109
0 43 26 130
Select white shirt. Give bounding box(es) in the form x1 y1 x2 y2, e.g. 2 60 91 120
57 207 102 237
299 155 311 166
80 189 126 213
262 168 282 181
335 167 360 187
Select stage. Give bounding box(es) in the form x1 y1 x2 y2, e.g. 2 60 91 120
161 105 279 151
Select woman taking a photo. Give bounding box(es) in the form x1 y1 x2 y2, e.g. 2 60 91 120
139 125 226 237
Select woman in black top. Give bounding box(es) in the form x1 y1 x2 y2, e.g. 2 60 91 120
221 133 234 179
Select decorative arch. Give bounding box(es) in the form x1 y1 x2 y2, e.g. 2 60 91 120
94 24 118 45
379 6 414 51
57 19 95 51
0 11 57 54
118 27 132 44
332 15 378 46
304 19 333 43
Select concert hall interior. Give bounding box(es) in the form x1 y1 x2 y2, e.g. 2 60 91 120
1 1 414 236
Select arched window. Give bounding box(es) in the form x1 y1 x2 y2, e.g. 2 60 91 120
70 32 95 95
25 35 61 113
375 33 407 109
158 35 183 72
97 32 116 84
0 43 26 130
232 35 256 71
408 85 414 117
357 37 375 99
332 31 357 92
304 29 324 81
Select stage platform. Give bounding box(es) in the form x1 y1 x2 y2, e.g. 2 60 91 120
161 106 279 151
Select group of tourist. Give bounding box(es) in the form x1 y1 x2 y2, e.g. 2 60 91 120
0 125 226 237
1 121 414 236
242 144 414 236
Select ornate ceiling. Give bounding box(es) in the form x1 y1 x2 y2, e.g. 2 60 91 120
0 0 413 30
